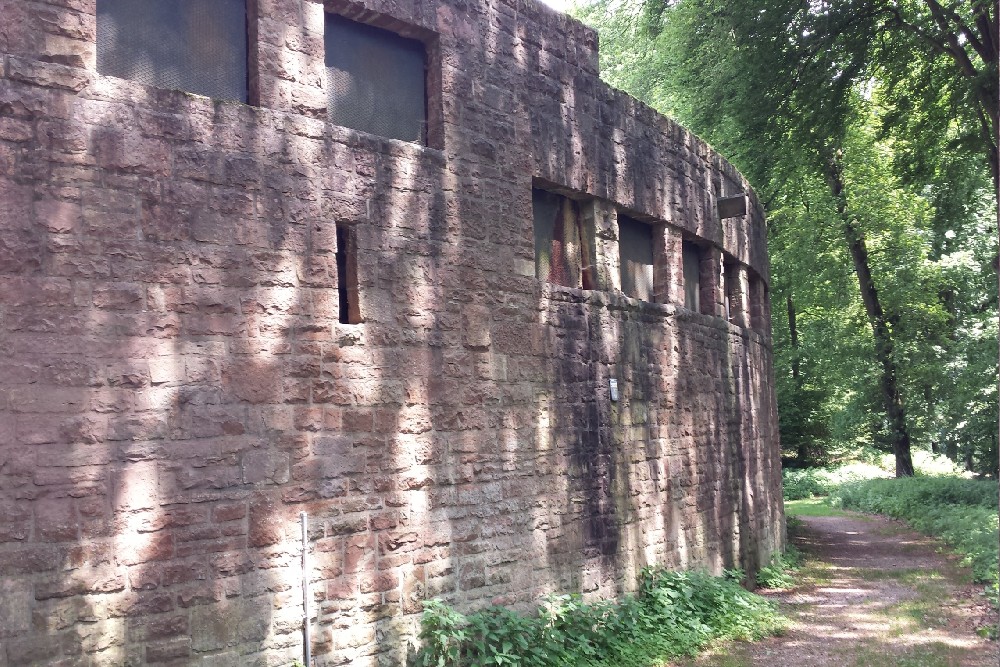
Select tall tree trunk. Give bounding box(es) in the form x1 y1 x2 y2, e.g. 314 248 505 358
788 295 801 383
826 152 915 477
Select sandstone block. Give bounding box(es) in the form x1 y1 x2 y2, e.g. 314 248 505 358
248 492 284 547
7 55 91 91
242 447 291 485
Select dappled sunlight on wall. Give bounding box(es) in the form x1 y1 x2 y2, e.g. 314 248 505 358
0 0 780 665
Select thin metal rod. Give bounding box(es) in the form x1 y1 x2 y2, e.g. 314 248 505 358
301 511 311 667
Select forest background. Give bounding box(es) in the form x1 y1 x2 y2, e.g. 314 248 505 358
573 0 999 477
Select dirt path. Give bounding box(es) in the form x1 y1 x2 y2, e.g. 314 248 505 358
676 510 999 667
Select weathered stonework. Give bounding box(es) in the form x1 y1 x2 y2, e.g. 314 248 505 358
0 0 783 665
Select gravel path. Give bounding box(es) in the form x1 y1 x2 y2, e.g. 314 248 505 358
676 511 999 667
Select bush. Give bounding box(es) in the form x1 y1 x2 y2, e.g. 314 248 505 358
782 451 970 500
908 451 967 477
829 476 999 601
782 462 888 499
414 569 784 667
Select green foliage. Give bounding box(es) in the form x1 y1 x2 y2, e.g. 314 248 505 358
828 477 999 601
574 0 998 475
415 570 784 666
755 547 801 590
782 463 889 500
782 452 973 500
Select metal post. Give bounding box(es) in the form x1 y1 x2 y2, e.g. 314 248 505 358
301 511 310 667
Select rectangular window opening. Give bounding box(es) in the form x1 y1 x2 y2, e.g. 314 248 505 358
717 193 748 219
682 241 702 312
96 0 249 102
749 273 765 330
325 14 428 144
336 223 362 325
723 259 739 323
532 189 593 289
618 215 654 301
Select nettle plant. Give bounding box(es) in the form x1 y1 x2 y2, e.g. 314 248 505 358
414 568 785 667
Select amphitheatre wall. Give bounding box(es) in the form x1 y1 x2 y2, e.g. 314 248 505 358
0 0 783 664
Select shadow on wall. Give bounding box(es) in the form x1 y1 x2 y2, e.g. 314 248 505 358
668 312 737 576
0 86 313 663
0 2 780 666
538 290 623 593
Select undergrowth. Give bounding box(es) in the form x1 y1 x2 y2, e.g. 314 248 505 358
782 451 968 500
828 477 999 605
782 462 888 500
414 568 784 667
755 546 801 589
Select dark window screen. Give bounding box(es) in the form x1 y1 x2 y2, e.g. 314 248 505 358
325 15 427 144
96 0 248 102
724 260 739 322
618 216 653 301
749 274 765 330
533 189 585 288
682 241 702 312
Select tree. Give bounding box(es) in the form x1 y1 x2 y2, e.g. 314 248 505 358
629 0 997 185
575 0 998 477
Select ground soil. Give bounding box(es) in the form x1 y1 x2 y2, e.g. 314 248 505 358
674 510 999 667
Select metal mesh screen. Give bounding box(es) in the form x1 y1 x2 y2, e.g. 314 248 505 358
325 15 426 144
748 274 764 329
533 189 558 283
533 189 583 288
682 241 702 312
618 216 653 301
724 260 739 322
96 0 248 102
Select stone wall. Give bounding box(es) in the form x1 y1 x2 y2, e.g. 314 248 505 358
0 0 784 665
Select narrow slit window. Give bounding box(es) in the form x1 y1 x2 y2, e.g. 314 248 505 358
532 189 592 289
325 14 427 144
682 241 702 312
336 223 362 324
96 0 249 102
618 215 653 301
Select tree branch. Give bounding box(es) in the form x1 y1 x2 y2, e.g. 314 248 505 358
972 99 1000 186
972 7 996 64
883 6 955 58
922 0 982 79
925 0 989 60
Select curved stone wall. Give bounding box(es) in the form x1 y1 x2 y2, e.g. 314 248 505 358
0 0 783 664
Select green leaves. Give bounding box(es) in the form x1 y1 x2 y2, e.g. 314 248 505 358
414 571 785 666
575 0 997 473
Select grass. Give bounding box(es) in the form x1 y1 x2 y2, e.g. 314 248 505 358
851 642 966 667
782 463 889 500
852 568 943 586
783 497 848 517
